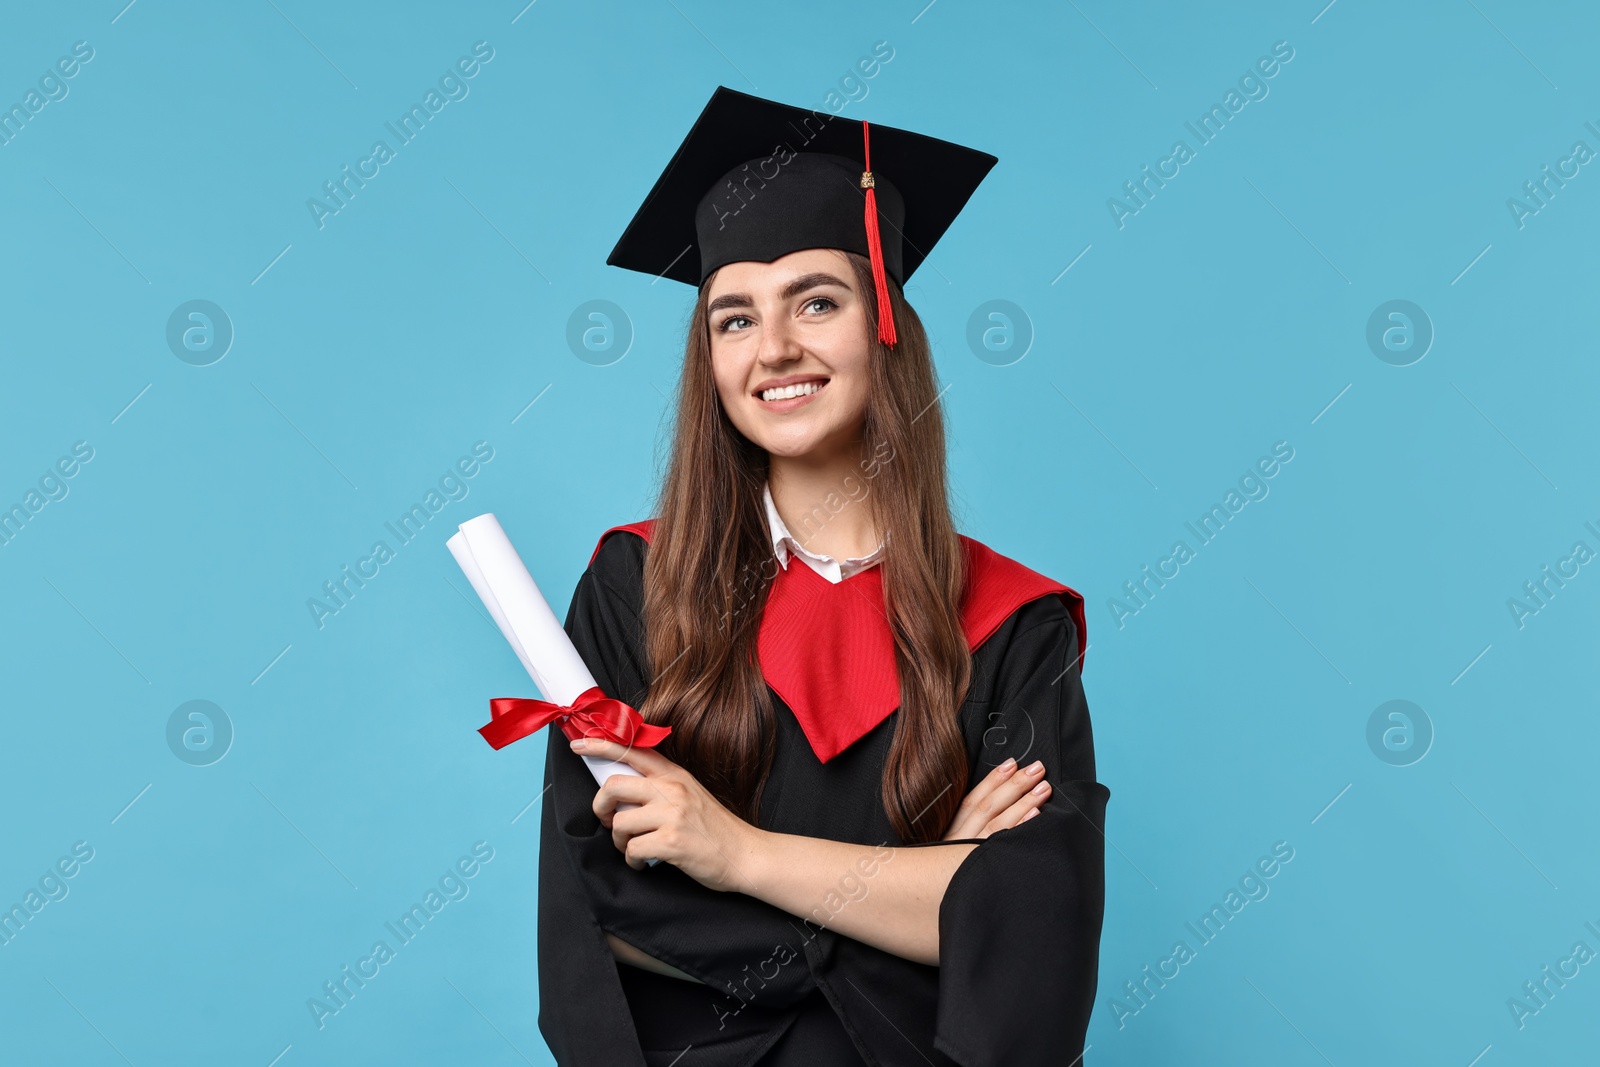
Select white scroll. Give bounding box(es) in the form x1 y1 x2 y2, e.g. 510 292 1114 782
447 513 657 862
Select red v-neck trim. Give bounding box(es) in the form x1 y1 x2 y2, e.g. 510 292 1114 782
588 519 1086 764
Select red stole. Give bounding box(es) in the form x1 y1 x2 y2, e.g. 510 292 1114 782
587 520 1086 764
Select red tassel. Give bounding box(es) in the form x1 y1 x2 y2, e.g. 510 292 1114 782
860 121 898 348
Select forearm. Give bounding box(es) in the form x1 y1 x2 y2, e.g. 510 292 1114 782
739 828 978 966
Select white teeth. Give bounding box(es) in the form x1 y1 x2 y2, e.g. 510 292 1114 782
761 381 824 402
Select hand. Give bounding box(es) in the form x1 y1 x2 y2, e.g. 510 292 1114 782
941 758 1051 841
571 736 764 894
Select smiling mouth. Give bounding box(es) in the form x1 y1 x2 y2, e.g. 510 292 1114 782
757 379 829 403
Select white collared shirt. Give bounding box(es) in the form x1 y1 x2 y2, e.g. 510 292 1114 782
762 481 887 584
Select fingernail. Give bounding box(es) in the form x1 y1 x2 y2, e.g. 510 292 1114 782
569 739 586 750
1031 779 1050 795
1023 807 1040 820
1025 760 1044 774
1000 757 1016 771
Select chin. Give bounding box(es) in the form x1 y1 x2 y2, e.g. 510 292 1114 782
756 424 852 460
745 432 808 457
761 441 819 459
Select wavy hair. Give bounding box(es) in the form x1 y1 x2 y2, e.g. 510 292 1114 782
637 250 971 844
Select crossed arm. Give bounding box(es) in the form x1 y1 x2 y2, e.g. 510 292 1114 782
580 736 1055 980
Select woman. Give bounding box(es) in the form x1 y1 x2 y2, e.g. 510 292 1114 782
535 87 1109 1066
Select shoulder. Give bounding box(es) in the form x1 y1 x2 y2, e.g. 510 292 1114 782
587 519 655 567
959 534 1088 667
584 519 654 593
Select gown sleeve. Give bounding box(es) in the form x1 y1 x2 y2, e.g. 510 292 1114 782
931 593 1110 1067
542 535 821 1010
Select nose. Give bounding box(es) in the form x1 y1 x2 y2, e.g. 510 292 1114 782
754 309 802 367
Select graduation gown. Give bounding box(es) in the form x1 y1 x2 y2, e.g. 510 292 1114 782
536 523 1109 1067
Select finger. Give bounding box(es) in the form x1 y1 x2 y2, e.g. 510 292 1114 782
986 759 1046 810
963 759 1045 827
943 759 1035 840
960 757 1024 810
593 775 660 826
569 735 675 777
987 776 1051 834
618 827 661 870
611 808 659 861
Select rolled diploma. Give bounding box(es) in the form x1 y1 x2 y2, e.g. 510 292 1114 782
447 514 657 861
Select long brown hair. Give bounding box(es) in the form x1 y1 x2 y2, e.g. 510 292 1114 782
638 250 972 844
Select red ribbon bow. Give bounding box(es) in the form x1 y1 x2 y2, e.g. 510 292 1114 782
477 685 674 751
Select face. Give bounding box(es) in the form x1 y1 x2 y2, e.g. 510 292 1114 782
705 248 872 462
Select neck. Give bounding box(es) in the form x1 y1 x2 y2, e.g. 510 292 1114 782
768 441 882 561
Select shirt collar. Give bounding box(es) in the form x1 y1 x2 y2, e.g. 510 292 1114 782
762 481 887 581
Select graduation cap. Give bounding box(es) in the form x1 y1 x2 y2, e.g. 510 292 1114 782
606 86 998 347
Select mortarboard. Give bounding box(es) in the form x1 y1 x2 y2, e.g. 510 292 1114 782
605 86 999 347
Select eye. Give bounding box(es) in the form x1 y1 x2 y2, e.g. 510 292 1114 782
803 296 838 315
716 314 753 334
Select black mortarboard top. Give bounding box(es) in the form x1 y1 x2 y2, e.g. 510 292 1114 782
606 86 998 347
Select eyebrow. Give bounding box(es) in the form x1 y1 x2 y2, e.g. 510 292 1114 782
706 272 852 315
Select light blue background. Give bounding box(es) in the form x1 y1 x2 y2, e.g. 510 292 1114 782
2 1 1596 1064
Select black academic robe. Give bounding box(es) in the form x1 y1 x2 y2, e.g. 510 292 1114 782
536 527 1109 1067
